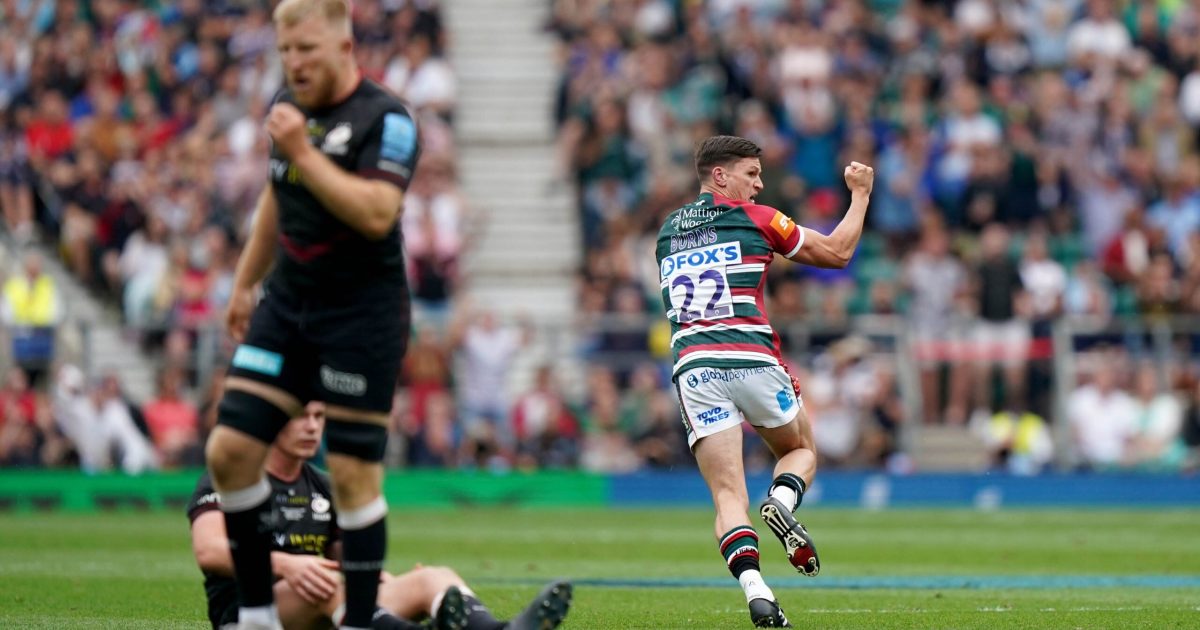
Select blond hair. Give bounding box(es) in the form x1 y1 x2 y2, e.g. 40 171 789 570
273 0 352 36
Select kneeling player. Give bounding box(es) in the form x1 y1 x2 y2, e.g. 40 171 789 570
188 401 572 630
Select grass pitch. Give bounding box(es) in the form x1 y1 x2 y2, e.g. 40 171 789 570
1 506 1197 628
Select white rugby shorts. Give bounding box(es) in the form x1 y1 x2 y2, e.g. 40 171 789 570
675 365 802 448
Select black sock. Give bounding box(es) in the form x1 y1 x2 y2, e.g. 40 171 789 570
222 489 275 608
370 608 423 630
342 518 387 627
462 594 505 630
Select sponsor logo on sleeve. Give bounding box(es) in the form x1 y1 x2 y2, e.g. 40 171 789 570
376 112 417 181
380 112 416 162
771 211 797 240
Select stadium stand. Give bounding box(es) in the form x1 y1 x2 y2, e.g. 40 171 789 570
550 0 1200 472
2 0 1199 475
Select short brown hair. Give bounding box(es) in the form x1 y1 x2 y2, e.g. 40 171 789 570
273 0 351 35
695 135 762 181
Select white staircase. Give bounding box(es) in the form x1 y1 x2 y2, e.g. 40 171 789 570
444 0 578 320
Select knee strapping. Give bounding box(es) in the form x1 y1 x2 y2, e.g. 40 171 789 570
324 419 388 462
217 389 292 445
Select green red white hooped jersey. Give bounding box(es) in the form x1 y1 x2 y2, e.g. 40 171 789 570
656 192 804 379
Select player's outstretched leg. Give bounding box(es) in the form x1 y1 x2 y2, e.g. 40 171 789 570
759 473 819 576
504 580 573 630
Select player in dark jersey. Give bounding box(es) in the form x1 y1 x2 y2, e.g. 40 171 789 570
202 1 422 628
190 402 574 630
655 136 873 628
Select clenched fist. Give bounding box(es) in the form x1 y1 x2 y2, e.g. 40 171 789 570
225 287 256 343
843 161 874 196
265 102 311 161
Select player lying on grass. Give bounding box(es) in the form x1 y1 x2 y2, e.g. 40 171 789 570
188 401 572 630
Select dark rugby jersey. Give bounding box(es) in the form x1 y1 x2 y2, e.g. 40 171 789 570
266 79 421 297
187 465 338 629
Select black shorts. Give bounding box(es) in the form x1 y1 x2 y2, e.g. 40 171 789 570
222 283 409 453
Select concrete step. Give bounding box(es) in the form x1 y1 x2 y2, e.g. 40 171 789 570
460 146 560 166
446 0 548 13
459 186 562 204
476 221 574 242
458 91 555 108
466 246 576 272
457 67 559 83
909 425 991 472
462 283 576 318
457 122 555 144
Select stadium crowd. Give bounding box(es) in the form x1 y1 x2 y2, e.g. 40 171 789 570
549 0 1200 471
4 0 1200 475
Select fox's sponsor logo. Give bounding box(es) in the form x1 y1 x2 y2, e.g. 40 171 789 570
660 242 742 278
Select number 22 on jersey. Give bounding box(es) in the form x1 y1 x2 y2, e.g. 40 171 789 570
660 241 742 324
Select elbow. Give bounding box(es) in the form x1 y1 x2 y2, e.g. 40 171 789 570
194 547 226 573
825 248 852 269
361 215 399 241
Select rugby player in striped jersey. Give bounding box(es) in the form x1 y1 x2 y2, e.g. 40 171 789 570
656 135 873 628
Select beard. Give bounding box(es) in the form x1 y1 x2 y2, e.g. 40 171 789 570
290 67 338 109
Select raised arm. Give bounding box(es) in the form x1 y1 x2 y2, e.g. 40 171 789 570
789 162 874 269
